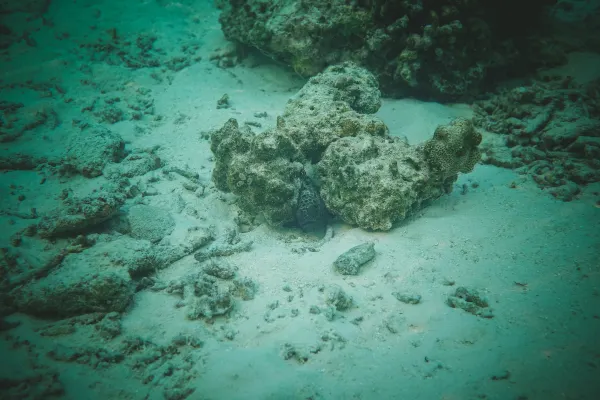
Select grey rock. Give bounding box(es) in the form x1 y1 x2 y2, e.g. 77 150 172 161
325 285 353 311
37 191 125 239
446 286 493 318
230 277 258 301
202 259 237 280
103 151 161 179
12 267 133 318
64 126 125 178
186 293 233 320
333 242 375 275
392 292 422 305
127 205 175 243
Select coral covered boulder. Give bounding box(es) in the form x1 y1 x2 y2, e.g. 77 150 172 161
209 63 482 231
318 134 448 231
210 119 307 226
278 62 387 162
218 0 560 99
210 63 385 227
317 117 481 230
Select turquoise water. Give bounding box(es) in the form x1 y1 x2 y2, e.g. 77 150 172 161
1 1 599 399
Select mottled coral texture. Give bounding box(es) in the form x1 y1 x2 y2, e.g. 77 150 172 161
423 118 482 179
210 63 482 231
218 0 559 99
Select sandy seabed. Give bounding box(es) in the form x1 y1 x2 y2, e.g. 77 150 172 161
1 1 599 399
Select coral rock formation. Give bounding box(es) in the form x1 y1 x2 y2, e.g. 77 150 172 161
318 118 480 230
218 0 560 99
38 191 126 239
210 62 482 230
211 119 307 226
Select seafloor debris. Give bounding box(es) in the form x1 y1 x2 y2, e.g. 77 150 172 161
193 227 252 262
0 100 60 143
475 76 600 200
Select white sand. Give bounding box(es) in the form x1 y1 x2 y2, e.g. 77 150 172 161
1 1 599 399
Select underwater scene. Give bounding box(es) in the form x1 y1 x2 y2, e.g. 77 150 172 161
1 0 599 399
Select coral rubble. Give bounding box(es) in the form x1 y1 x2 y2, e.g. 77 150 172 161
475 76 600 200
